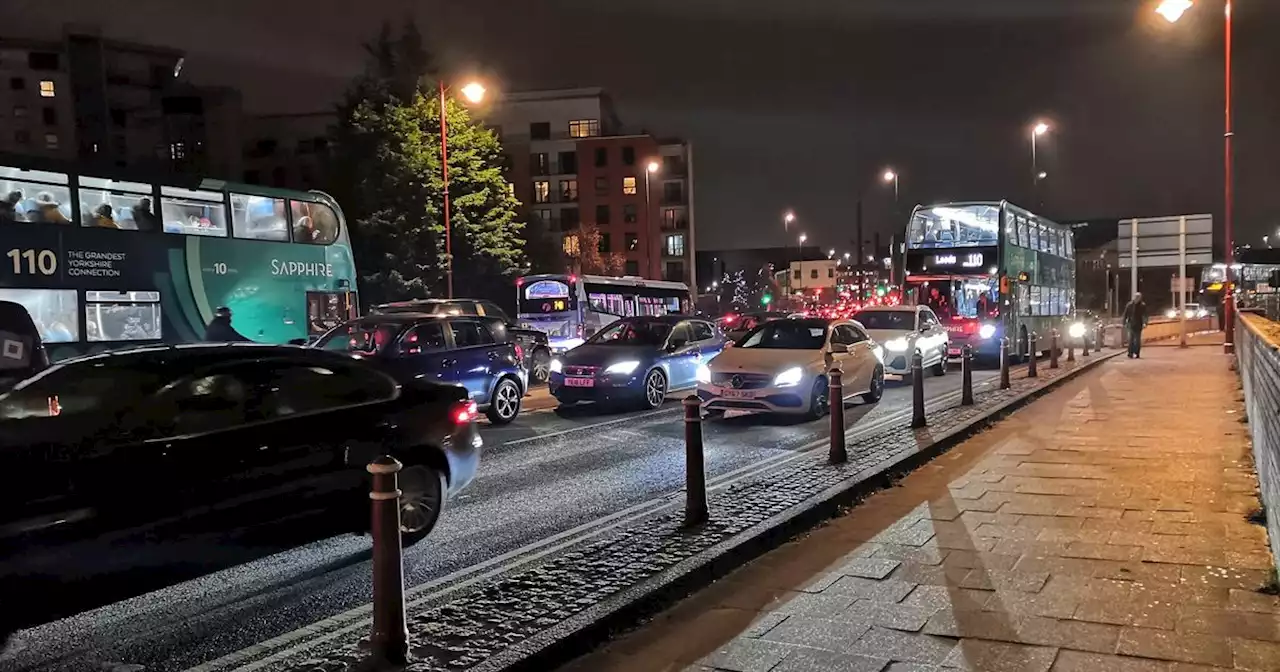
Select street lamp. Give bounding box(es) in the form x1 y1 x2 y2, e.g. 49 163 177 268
641 160 661 280
1037 171 1048 181
783 211 796 231
882 169 899 202
1156 0 1235 353
437 78 487 298
828 248 836 259
798 233 807 261
1030 121 1051 208
1264 235 1270 248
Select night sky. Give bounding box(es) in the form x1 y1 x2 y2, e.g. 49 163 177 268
5 0 1277 255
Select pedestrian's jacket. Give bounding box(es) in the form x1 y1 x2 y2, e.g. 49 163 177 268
1122 301 1147 331
204 316 249 342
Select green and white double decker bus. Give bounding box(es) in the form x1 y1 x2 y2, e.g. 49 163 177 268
901 201 1075 361
0 154 358 360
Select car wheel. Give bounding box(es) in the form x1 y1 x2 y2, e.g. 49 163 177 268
931 350 947 376
862 365 885 403
641 369 668 409
397 465 446 546
805 376 829 420
486 377 523 424
529 348 551 385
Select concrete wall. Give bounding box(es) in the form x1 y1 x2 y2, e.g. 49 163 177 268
1235 313 1280 573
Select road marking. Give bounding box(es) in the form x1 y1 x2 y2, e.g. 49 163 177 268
499 405 678 446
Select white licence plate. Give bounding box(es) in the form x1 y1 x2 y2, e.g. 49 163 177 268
564 377 595 388
721 388 756 399
948 348 962 356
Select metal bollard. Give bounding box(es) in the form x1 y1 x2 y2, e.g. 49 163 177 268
1027 332 1038 378
1080 332 1088 358
999 337 1011 390
683 396 708 526
1096 323 1104 352
1050 329 1060 369
828 365 847 464
911 350 926 428
961 344 974 406
368 456 408 666
1068 332 1077 361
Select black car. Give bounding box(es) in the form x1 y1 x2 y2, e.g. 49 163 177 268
372 298 553 385
315 313 528 424
0 344 481 641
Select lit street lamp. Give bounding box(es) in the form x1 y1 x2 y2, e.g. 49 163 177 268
783 211 796 232
437 78 487 298
882 169 899 202
1037 171 1048 181
828 248 836 259
1156 0 1235 353
798 233 807 262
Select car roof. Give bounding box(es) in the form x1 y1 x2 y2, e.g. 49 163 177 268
26 343 365 379
617 314 699 324
855 305 917 312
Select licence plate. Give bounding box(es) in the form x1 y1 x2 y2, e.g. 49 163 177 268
948 348 962 356
564 377 595 388
721 388 755 399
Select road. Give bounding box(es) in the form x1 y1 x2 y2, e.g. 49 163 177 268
3 366 1001 672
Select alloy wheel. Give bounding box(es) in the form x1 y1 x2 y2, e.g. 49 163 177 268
494 381 520 420
645 371 666 408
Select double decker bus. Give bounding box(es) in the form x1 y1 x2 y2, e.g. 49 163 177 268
901 201 1075 361
0 154 358 361
515 273 689 353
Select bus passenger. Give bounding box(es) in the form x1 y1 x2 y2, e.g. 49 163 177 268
133 198 158 231
92 203 118 229
0 191 22 223
34 192 69 224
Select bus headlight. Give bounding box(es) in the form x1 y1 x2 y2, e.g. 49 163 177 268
696 363 711 384
549 359 563 373
884 338 909 352
979 324 997 339
1068 322 1086 339
605 360 641 375
773 367 804 387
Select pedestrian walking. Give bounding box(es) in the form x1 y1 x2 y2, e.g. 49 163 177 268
1122 292 1148 358
204 306 250 342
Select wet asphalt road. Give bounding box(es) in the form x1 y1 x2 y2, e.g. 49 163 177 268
4 366 1001 672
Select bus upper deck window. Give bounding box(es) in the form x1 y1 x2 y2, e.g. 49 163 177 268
291 200 338 244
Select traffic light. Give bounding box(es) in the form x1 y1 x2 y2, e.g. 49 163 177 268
761 294 772 306
875 284 886 297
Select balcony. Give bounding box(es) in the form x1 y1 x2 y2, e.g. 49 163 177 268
660 218 689 231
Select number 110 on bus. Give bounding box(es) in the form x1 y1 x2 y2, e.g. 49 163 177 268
7 248 58 276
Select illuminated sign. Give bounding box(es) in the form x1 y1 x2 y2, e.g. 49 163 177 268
932 253 984 268
526 280 570 300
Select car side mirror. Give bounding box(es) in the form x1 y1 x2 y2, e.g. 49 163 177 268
667 340 686 352
830 343 851 354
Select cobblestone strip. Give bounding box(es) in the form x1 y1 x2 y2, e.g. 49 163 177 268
231 353 1121 672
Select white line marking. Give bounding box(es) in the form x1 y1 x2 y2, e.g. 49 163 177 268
500 405 678 446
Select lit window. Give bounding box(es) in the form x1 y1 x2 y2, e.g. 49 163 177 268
169 142 186 160
562 234 580 255
44 133 58 150
533 180 550 203
664 234 685 257
568 119 600 138
622 176 637 195
38 80 55 98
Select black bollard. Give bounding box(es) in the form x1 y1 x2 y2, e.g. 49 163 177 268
1080 330 1088 358
1096 323 1104 352
1068 331 1077 361
961 344 974 406
683 396 708 526
1050 329 1060 369
368 456 408 666
1027 332 1038 378
1000 337 1011 390
911 350 926 428
828 365 847 464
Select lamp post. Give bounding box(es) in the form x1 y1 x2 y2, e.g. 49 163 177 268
798 233 807 262
644 160 660 278
882 169 899 202
438 80 487 299
1031 122 1049 206
1156 0 1235 353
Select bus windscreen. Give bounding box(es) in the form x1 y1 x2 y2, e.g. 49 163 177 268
519 279 575 314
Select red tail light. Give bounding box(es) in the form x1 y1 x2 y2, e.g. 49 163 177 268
452 400 478 424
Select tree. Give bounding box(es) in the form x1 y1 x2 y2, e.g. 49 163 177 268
327 21 525 306
565 224 625 276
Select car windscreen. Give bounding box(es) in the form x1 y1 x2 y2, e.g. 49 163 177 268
738 321 828 349
853 311 915 331
587 319 671 346
315 321 405 354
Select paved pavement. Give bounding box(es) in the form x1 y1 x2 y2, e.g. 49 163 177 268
565 338 1280 671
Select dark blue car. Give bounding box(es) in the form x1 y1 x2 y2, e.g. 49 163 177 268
313 314 527 424
549 315 725 409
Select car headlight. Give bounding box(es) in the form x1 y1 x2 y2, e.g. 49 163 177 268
604 360 641 375
978 323 997 339
773 366 805 387
696 363 711 384
1068 322 1086 339
549 359 563 374
884 338 909 352
1165 309 1177 318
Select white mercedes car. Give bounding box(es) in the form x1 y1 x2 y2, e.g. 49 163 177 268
851 306 950 377
696 317 884 419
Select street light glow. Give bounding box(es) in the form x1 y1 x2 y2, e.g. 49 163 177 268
799 233 807 244
1156 0 1194 22
784 212 796 224
1033 122 1050 136
829 248 836 258
1038 171 1048 179
883 169 897 182
460 81 487 104
647 160 660 174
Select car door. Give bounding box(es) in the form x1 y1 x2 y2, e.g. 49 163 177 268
446 318 501 403
394 321 454 386
918 308 947 364
664 322 698 388
843 323 878 391
827 324 861 386
691 320 724 364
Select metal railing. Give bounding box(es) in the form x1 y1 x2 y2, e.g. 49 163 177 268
1235 313 1280 572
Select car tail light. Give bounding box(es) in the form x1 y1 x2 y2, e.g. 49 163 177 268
452 400 478 424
